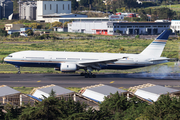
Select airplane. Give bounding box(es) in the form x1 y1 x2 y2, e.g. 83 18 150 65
4 30 171 78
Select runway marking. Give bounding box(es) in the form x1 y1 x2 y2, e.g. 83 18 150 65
37 80 41 83
110 81 114 83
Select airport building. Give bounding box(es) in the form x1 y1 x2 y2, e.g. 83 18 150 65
68 21 171 35
19 1 37 20
36 1 87 22
0 0 13 19
170 20 180 33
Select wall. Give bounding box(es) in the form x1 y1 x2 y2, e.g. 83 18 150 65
37 1 71 21
69 21 170 35
19 2 37 20
0 0 13 19
68 22 108 34
171 20 180 33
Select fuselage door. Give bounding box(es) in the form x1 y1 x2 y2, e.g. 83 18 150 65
49 55 52 62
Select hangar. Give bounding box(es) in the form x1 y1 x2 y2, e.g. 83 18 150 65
0 85 37 106
30 84 75 100
79 84 127 103
29 84 99 107
0 85 21 105
128 83 180 102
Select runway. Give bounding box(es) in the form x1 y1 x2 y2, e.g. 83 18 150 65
0 73 180 89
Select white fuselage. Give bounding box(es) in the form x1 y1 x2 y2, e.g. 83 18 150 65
4 51 167 70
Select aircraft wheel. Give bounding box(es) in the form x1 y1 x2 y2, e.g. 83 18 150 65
89 74 92 78
17 71 21 74
85 74 89 78
80 73 85 76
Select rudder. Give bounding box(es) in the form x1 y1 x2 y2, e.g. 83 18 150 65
140 30 171 57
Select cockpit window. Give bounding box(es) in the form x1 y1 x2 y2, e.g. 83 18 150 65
8 55 12 57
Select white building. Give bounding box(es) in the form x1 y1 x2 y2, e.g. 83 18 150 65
68 21 171 35
36 1 88 23
37 1 71 22
170 20 180 33
19 1 37 20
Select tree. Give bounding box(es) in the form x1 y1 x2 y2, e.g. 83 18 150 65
52 21 62 27
25 29 33 36
11 32 20 38
0 29 8 37
71 0 78 10
144 94 180 119
99 92 148 119
100 92 130 114
0 107 5 119
13 0 18 13
63 21 69 27
80 0 93 7
28 23 42 29
19 95 87 120
124 0 139 10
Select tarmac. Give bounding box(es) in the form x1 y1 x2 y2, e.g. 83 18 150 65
0 73 180 89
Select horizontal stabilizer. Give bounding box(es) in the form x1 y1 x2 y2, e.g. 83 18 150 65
149 58 170 62
149 58 177 62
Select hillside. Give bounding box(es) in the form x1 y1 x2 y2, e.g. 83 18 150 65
147 4 180 12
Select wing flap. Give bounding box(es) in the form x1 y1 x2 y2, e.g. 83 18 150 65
78 58 119 65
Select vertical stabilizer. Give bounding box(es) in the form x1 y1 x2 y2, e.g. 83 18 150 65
140 30 171 57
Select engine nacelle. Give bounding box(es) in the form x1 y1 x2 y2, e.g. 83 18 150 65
60 63 78 72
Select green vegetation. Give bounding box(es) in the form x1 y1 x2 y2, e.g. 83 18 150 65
12 86 34 94
25 29 33 36
148 4 180 12
0 32 179 73
66 87 81 93
0 29 7 37
1 92 180 120
11 32 20 38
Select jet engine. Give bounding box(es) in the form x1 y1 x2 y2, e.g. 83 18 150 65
54 63 78 72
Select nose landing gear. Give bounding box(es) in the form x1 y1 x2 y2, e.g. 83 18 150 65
15 66 21 74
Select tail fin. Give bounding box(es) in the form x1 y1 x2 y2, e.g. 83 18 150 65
140 30 171 57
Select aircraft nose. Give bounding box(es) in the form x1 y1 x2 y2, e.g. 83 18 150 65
4 57 8 62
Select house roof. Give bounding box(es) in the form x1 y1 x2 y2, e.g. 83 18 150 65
31 84 74 96
0 85 20 97
139 85 180 95
87 85 127 95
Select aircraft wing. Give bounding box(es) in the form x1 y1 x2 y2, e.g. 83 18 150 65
78 58 119 66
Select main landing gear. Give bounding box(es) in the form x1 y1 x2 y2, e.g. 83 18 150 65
15 66 21 74
80 67 96 78
80 72 96 78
